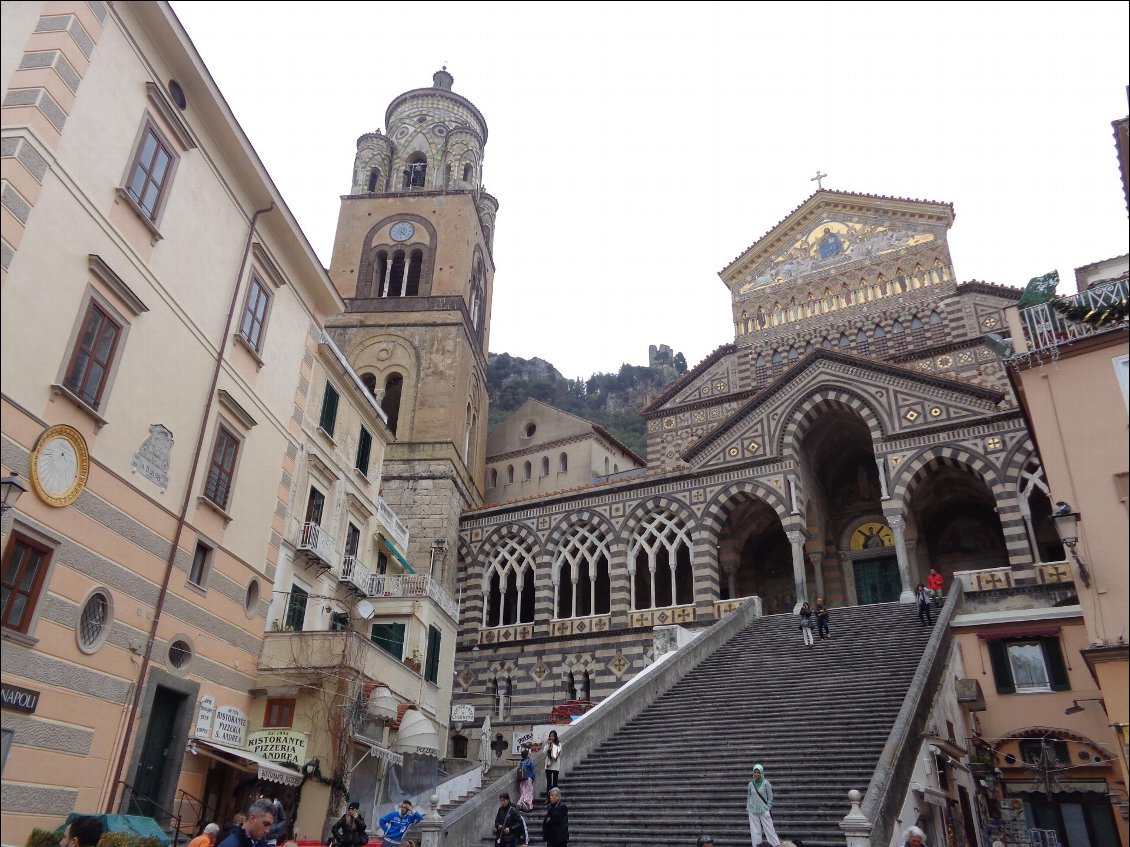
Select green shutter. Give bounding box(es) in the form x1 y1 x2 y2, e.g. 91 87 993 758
370 622 405 659
1042 636 1071 691
356 427 372 475
987 640 1015 694
285 586 308 632
319 384 339 436
425 625 441 684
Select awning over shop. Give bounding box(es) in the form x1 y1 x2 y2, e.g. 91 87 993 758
352 734 404 767
381 536 416 574
391 709 439 757
189 738 304 786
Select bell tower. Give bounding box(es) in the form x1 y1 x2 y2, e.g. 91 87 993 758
326 68 498 586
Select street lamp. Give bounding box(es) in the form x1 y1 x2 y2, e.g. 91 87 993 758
1064 698 1105 715
0 473 28 515
1051 502 1091 587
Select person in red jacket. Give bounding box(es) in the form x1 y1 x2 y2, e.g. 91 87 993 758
926 568 945 604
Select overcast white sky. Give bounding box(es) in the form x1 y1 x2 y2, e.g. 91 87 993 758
171 2 1129 380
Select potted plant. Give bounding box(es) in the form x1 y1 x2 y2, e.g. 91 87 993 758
404 649 422 672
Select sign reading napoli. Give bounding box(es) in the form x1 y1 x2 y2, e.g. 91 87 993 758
247 729 309 767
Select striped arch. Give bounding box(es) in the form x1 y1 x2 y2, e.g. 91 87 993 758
477 521 543 563
617 495 698 549
456 535 477 568
699 480 791 538
1001 437 1039 491
890 445 1009 505
543 508 621 574
778 387 886 458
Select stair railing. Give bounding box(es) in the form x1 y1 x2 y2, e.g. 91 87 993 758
117 780 190 846
437 597 764 845
842 581 963 847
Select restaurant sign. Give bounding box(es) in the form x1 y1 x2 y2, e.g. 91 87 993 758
247 729 309 767
212 706 248 747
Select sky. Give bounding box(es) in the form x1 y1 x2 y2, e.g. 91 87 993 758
170 2 1130 381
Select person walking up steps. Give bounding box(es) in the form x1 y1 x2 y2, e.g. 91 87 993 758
798 602 814 648
927 568 945 605
746 763 780 846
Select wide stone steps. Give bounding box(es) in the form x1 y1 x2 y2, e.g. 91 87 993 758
541 601 935 847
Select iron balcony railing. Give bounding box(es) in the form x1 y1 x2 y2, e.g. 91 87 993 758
368 573 460 621
339 555 372 594
1018 277 1128 352
298 521 337 565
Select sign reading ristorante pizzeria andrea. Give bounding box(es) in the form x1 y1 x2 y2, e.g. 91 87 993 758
247 729 309 767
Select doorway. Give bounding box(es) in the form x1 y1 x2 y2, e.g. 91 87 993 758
130 685 187 816
853 556 901 604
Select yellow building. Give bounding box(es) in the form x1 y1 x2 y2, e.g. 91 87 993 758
1003 252 1130 824
1 2 340 842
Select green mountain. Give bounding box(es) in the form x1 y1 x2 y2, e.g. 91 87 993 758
486 350 687 457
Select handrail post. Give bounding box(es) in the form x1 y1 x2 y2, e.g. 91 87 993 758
840 789 873 847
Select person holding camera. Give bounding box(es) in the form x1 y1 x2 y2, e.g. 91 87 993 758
329 802 367 847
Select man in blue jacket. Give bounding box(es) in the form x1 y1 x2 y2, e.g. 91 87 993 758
378 800 423 847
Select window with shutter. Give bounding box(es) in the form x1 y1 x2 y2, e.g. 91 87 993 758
319 383 340 437
370 622 406 659
425 625 441 684
356 426 373 476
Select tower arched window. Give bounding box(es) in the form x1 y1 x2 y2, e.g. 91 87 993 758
482 536 536 627
555 522 611 619
507 465 514 484
929 310 943 325
911 315 924 330
387 251 406 297
629 510 694 610
374 251 389 296
367 168 381 192
360 372 378 398
405 153 427 188
839 333 851 348
463 163 474 182
559 452 568 473
381 372 403 436
523 461 532 481
464 403 473 460
489 468 498 488
541 456 550 477
406 249 423 296
771 349 784 364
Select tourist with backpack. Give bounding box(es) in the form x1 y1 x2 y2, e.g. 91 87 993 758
516 747 536 811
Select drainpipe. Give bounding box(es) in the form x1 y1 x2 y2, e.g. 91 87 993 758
105 203 275 812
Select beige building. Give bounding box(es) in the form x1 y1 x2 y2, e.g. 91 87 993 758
1 2 341 842
483 398 645 506
1003 252 1130 824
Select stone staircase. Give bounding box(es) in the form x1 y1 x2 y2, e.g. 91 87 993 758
537 600 938 846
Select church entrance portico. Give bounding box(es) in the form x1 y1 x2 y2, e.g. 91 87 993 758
717 493 793 614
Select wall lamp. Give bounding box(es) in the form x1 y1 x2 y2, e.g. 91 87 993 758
1064 698 1104 715
1052 502 1091 588
0 473 28 515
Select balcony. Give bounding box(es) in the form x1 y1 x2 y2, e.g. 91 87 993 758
377 495 410 550
259 630 426 698
368 574 459 621
1016 277 1128 353
297 521 336 568
338 555 372 595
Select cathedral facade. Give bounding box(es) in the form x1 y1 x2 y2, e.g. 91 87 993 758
321 71 1061 756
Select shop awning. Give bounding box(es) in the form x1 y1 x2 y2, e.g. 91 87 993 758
391 709 439 757
381 536 416 574
189 738 303 786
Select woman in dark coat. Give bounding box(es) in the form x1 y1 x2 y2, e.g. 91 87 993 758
330 802 367 847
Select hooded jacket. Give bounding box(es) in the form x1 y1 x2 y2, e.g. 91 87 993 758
746 765 774 815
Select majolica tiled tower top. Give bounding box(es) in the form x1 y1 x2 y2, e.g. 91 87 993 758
327 68 498 582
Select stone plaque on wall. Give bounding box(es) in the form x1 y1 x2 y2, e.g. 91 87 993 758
131 424 173 491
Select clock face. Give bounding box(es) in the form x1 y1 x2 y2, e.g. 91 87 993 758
389 221 415 242
30 425 89 507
